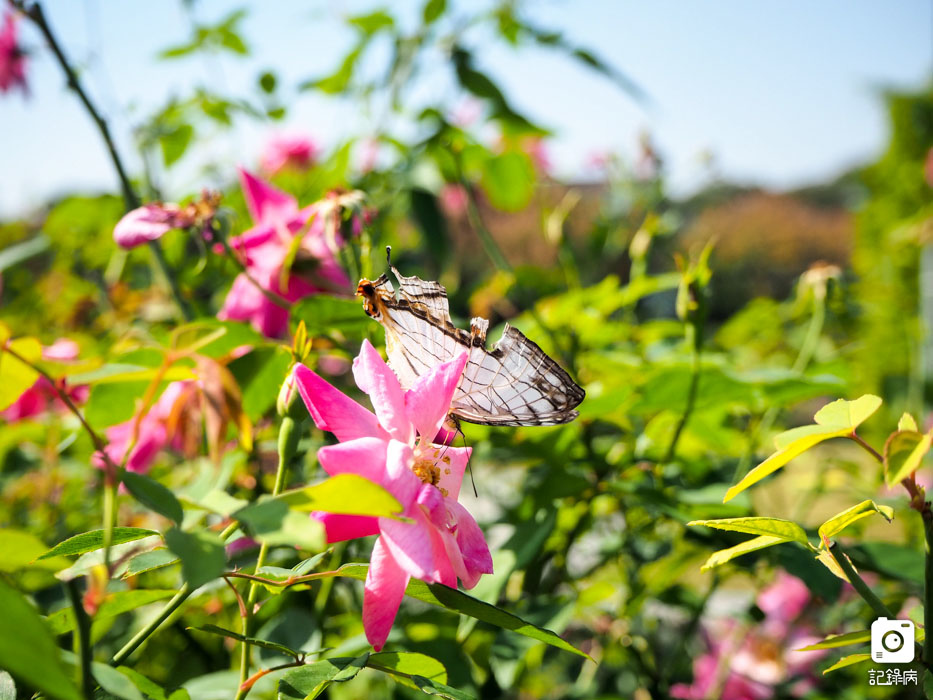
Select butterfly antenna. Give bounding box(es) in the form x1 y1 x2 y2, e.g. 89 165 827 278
385 245 392 267
459 426 477 498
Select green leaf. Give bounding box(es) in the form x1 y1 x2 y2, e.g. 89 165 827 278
183 489 249 517
0 671 15 700
898 412 919 432
66 364 194 386
85 381 154 427
0 580 83 700
724 394 883 502
290 295 370 338
160 124 194 167
38 528 160 560
233 499 325 551
817 500 894 542
821 653 870 674
885 429 933 486
367 652 447 684
301 46 363 94
797 630 870 651
326 565 590 660
688 517 809 544
164 529 225 589
0 529 70 574
115 667 190 700
258 71 277 94
46 588 176 635
92 662 144 700
122 549 180 578
122 472 184 525
422 0 446 24
228 347 292 421
481 152 535 212
410 676 474 700
0 336 41 411
278 655 369 699
190 624 303 659
0 234 50 273
348 10 394 34
278 474 402 517
698 535 787 571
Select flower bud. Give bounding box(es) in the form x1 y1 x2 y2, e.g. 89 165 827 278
277 365 309 422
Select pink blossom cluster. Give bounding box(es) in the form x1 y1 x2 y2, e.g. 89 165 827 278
294 340 493 649
671 573 828 700
0 10 26 95
260 134 319 174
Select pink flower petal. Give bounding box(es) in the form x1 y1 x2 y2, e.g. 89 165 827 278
363 537 410 651
113 205 177 249
238 168 297 225
293 364 387 442
318 437 387 483
314 512 380 542
353 340 413 443
379 508 436 582
384 439 422 507
404 352 468 441
42 339 80 361
446 499 493 587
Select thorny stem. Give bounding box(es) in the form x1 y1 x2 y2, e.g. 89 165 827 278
235 417 300 700
65 579 93 700
19 1 192 320
110 584 191 665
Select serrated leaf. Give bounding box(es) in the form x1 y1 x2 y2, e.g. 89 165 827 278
38 528 160 560
821 653 870 674
0 580 83 700
688 517 808 544
164 529 225 589
122 549 180 578
46 588 176 635
724 394 882 502
277 474 402 517
122 472 184 525
278 655 369 699
699 535 786 571
885 429 933 486
818 500 894 542
190 625 303 659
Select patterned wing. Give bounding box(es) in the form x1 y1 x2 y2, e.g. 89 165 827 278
454 324 585 426
358 268 584 426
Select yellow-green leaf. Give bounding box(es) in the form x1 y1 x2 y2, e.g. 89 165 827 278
898 412 919 432
0 337 42 411
724 394 882 502
818 500 894 541
800 628 924 652
278 474 403 518
822 653 870 674
688 517 808 544
884 429 933 487
699 535 786 571
815 548 850 581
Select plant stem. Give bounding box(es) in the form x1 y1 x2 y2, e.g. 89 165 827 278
110 584 191 665
235 417 300 700
21 1 191 320
665 324 701 462
829 542 894 619
102 480 117 572
65 579 93 699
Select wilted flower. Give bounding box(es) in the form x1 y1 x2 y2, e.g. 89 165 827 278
0 10 27 95
2 339 88 421
217 169 351 338
671 573 827 699
113 192 220 249
294 339 493 650
260 133 319 174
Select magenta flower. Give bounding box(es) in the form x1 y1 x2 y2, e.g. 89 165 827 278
0 11 27 95
2 339 88 422
671 573 828 699
218 169 350 338
113 204 183 249
294 339 493 650
260 133 319 174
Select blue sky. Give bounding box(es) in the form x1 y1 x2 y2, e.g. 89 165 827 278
1 0 930 217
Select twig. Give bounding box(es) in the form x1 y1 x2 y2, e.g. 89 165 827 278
110 584 191 665
65 579 94 700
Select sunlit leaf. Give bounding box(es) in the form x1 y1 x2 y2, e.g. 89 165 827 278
884 429 933 486
817 500 894 542
724 394 882 502
821 653 871 674
699 535 786 571
688 517 808 544
278 654 369 699
277 474 402 518
38 528 160 560
0 336 41 411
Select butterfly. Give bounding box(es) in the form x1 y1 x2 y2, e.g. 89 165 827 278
357 262 584 426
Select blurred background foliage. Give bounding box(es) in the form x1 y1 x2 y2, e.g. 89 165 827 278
1 1 933 699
